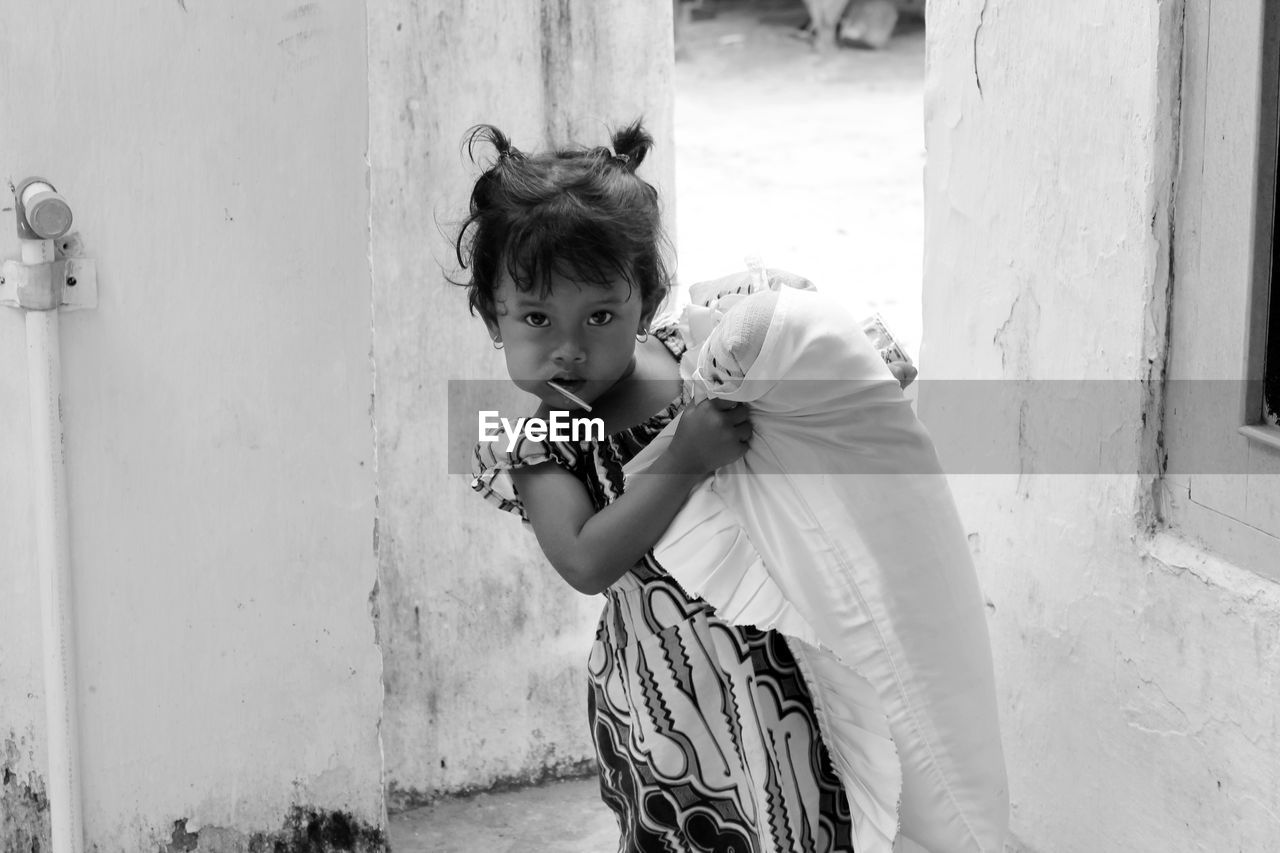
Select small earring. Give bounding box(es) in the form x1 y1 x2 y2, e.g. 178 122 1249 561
636 328 650 343
491 338 504 350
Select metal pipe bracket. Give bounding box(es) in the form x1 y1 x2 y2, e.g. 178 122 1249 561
0 257 97 311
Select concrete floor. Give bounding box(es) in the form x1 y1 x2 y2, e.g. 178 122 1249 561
387 778 617 853
386 779 1030 853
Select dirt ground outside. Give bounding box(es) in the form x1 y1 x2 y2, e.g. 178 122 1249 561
673 0 925 357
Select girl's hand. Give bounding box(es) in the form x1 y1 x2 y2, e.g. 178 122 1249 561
513 396 751 596
667 397 752 475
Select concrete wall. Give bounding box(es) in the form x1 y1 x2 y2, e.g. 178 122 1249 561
0 2 384 850
924 2 1280 851
367 1 676 807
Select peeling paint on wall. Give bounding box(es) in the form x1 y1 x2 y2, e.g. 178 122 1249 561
386 757 597 814
158 808 386 853
1138 0 1188 530
972 0 991 97
1 734 50 853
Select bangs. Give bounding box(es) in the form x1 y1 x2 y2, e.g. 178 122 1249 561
500 204 640 299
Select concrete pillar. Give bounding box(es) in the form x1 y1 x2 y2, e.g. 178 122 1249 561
367 0 676 806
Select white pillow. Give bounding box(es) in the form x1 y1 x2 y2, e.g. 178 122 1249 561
626 285 1009 853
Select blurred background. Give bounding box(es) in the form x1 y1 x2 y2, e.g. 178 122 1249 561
672 0 925 355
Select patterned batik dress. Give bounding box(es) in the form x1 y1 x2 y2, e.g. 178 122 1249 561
472 323 855 853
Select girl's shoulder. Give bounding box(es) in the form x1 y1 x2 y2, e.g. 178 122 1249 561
651 315 687 361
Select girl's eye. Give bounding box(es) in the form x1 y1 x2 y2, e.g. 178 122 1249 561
523 313 550 328
587 311 614 326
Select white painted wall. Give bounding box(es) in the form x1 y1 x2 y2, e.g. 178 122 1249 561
923 2 1280 851
367 1 676 806
0 2 384 849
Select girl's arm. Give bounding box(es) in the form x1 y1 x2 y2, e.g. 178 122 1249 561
510 397 750 595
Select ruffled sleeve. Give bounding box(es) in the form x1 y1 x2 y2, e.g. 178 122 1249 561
471 435 567 522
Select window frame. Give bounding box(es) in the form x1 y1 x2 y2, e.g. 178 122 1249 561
1160 0 1280 578
1240 0 1280 440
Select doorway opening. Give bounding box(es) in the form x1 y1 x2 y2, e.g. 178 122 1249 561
673 0 926 358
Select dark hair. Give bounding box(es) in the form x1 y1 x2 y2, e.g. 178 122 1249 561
452 119 672 326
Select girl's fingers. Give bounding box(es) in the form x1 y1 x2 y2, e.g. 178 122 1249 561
710 398 750 423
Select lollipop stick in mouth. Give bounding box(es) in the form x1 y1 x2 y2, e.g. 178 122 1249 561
546 380 593 412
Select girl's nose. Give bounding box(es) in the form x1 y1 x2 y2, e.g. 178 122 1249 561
552 336 586 364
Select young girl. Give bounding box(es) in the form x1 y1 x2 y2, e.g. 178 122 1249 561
461 121 857 851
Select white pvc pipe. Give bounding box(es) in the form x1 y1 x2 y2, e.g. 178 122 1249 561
22 236 85 853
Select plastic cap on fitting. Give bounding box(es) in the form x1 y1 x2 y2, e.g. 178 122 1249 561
14 177 74 240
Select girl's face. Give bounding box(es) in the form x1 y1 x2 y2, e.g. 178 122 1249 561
487 269 652 410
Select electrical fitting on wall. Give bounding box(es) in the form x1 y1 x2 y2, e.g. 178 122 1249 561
4 173 91 853
1 176 96 311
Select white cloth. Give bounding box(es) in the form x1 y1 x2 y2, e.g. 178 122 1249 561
626 285 1009 853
